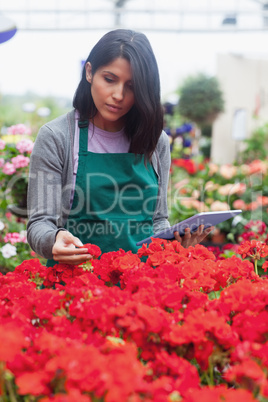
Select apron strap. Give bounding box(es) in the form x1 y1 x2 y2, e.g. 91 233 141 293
78 120 89 153
78 120 89 128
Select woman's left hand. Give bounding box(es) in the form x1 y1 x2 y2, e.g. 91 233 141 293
174 225 215 248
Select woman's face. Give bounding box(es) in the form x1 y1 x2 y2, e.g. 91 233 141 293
85 57 135 132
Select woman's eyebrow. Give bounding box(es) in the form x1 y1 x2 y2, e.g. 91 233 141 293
102 70 118 77
102 70 132 84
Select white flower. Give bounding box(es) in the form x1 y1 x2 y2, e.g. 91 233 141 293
19 230 27 243
1 244 17 258
0 220 4 231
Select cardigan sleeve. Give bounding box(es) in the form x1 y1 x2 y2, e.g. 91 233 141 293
26 122 71 259
152 131 171 234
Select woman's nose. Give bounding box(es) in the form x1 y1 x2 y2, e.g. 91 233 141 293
112 84 124 100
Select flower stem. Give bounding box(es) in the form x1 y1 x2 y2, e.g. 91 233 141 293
5 378 17 402
254 259 259 276
209 362 214 386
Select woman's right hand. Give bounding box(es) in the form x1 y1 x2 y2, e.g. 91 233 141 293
52 230 92 265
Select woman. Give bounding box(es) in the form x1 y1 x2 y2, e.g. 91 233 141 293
27 29 212 266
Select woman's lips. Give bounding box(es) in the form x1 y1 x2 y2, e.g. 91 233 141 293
106 104 122 112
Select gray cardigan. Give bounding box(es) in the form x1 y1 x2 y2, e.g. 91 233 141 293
27 109 171 259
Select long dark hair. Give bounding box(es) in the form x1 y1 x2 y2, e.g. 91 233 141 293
73 29 163 161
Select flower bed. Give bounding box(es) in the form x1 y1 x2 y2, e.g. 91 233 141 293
170 158 268 241
0 240 268 401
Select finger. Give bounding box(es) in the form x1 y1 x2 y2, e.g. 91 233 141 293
191 225 213 238
55 255 92 264
183 227 191 238
196 234 209 243
56 231 83 247
194 226 214 241
62 234 83 247
54 254 93 264
54 247 90 256
174 231 182 242
196 224 204 236
72 236 84 248
193 227 215 243
181 228 192 248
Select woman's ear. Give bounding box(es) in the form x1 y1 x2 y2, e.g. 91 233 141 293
85 62 92 84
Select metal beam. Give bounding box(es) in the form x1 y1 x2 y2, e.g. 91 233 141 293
13 27 268 33
2 8 268 15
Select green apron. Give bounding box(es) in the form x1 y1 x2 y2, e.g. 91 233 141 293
47 122 158 266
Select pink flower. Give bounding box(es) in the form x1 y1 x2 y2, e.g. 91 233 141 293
0 158 4 168
4 232 27 245
233 199 247 210
246 201 259 211
7 124 31 136
0 139 5 150
5 212 12 220
257 195 268 207
248 159 267 175
16 139 34 154
208 162 219 176
210 201 230 211
11 155 30 169
3 162 16 175
219 164 237 179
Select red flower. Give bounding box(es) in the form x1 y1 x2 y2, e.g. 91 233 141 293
238 240 268 260
172 158 198 175
0 323 28 362
262 260 268 272
232 311 268 343
185 244 216 261
82 243 101 258
137 237 167 257
16 371 52 396
184 385 257 402
40 389 91 401
224 358 266 392
112 253 140 271
148 351 200 395
244 220 267 235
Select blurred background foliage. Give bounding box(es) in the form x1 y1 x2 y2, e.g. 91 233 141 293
0 92 71 128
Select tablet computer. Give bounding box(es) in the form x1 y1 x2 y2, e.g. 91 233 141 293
136 209 242 246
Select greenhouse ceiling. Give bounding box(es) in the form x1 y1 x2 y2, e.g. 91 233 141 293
1 0 268 32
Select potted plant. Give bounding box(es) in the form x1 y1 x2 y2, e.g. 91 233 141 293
0 124 34 217
176 73 224 158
